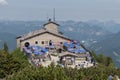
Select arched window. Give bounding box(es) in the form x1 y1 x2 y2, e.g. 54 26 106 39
24 42 30 47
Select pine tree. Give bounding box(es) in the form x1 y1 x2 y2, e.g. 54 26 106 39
3 42 9 52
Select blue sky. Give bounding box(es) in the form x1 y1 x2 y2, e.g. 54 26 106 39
0 0 120 22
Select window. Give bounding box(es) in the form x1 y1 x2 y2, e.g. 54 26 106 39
24 42 30 47
60 42 63 44
35 41 38 44
49 40 52 46
41 41 44 44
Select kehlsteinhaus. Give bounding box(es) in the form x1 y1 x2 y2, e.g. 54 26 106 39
16 19 94 68
16 19 71 50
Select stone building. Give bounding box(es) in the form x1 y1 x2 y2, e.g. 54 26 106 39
16 19 71 50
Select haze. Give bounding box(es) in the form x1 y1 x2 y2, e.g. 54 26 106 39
0 0 120 22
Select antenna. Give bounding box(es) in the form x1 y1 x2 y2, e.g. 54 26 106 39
46 13 49 21
53 8 56 22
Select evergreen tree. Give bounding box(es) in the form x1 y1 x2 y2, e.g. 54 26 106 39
3 42 9 52
0 46 119 80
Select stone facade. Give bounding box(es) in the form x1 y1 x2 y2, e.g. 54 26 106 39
16 20 71 50
20 33 70 49
44 22 58 33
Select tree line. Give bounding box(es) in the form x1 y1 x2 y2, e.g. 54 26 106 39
0 43 120 80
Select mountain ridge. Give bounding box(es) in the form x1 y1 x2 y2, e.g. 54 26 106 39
0 20 120 67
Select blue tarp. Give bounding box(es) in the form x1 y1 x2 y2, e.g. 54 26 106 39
63 41 86 53
30 45 42 50
49 45 55 49
45 45 55 49
79 48 86 53
23 45 48 55
33 50 43 55
68 48 75 53
23 47 32 54
41 48 48 53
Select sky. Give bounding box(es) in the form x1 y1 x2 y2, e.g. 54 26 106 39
0 0 120 22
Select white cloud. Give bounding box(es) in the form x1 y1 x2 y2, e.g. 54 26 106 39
0 0 8 5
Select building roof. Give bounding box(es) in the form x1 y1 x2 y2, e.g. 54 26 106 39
16 20 71 42
43 20 60 26
76 53 88 57
16 29 71 42
59 52 78 57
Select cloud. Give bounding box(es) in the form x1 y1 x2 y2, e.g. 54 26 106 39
0 0 8 5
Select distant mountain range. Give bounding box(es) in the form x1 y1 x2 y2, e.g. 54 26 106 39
0 32 16 50
0 20 120 67
0 20 110 49
86 20 120 33
59 20 110 41
89 32 120 67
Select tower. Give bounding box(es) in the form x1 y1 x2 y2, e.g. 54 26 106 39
43 19 59 33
